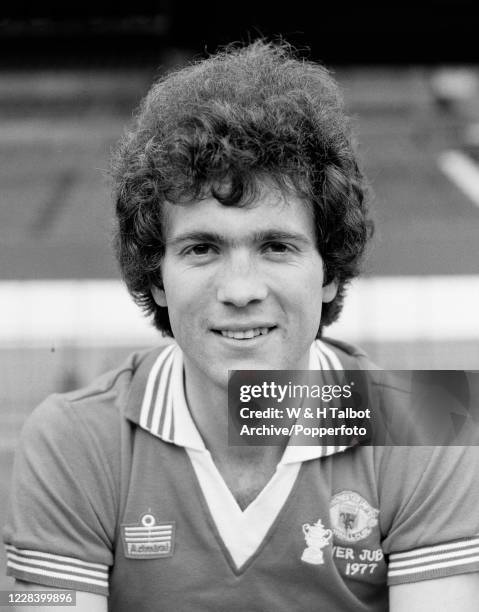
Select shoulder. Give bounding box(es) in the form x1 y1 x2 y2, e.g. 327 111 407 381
21 346 170 457
317 336 380 370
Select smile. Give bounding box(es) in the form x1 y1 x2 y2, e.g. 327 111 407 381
220 327 270 340
212 326 275 340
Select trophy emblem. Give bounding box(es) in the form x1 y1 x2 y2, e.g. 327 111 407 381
301 518 333 565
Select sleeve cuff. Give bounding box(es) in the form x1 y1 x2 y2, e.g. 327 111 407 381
388 536 479 585
5 545 109 596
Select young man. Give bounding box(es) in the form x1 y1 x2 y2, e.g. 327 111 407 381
4 42 479 611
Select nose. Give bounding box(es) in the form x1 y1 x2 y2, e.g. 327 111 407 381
216 251 268 307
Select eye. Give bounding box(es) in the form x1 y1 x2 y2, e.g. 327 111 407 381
184 244 217 256
263 241 294 255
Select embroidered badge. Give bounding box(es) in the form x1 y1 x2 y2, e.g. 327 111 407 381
121 512 175 559
330 491 379 543
301 518 333 565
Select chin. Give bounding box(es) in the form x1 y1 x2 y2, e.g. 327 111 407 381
226 356 283 373
208 360 265 387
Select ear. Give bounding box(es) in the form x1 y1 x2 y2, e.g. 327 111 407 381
151 285 168 308
322 279 338 304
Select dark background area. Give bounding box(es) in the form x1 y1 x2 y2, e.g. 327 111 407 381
1 1 479 67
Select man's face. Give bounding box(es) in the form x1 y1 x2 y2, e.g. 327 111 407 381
152 183 337 389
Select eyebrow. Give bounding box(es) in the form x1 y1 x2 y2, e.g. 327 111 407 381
167 229 313 247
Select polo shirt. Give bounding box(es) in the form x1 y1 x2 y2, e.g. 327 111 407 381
4 339 479 611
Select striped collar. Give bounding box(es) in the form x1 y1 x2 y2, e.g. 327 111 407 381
125 340 350 462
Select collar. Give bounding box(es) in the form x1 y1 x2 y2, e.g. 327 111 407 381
281 339 349 463
124 340 350 462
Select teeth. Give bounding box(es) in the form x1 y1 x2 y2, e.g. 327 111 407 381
220 327 270 339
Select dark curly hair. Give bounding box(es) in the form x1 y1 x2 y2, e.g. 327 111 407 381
112 40 373 337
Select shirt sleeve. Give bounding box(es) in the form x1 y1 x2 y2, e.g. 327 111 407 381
378 445 479 586
3 394 120 596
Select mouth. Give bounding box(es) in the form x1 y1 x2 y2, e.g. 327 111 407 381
212 326 276 340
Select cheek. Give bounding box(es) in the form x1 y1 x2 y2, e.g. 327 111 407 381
287 267 325 307
306 264 327 303
274 286 323 338
162 273 209 328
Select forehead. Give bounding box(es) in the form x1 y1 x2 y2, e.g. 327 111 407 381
163 184 316 242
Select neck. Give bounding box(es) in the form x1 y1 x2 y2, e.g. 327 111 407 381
183 361 228 452
182 357 286 464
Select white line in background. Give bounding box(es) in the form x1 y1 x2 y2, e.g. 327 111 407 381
438 150 479 207
1 277 479 346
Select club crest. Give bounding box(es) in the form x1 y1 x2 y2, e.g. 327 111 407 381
330 491 379 543
121 512 175 559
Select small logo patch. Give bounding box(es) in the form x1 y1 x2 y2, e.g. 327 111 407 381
301 518 333 565
122 512 175 559
330 491 379 543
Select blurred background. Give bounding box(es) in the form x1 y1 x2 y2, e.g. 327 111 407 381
1 1 479 594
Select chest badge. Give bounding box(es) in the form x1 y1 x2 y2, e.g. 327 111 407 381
330 491 379 543
121 512 176 559
301 518 333 565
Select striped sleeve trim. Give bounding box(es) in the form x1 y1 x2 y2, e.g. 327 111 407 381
5 545 109 595
388 537 479 585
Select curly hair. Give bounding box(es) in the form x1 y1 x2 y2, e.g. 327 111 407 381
111 40 373 337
